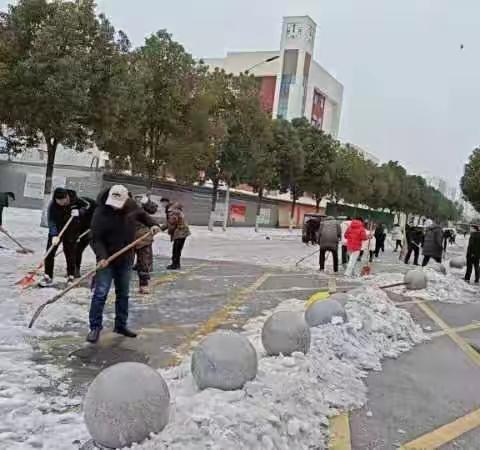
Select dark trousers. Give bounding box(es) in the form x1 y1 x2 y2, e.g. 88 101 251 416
172 238 186 268
319 246 339 272
136 245 153 287
443 238 448 252
359 250 374 263
374 241 384 258
404 245 420 265
465 256 480 282
395 240 403 251
44 234 90 278
0 205 3 226
89 259 132 330
341 245 348 265
422 255 442 267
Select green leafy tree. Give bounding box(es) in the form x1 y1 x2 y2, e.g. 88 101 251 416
272 119 304 228
461 147 480 213
292 118 338 212
0 0 118 212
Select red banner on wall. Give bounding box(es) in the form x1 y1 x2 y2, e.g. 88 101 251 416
230 204 246 223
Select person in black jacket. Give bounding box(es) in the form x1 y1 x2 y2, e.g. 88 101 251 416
465 225 480 283
0 192 15 229
374 224 386 257
40 187 96 287
422 221 443 266
404 224 424 266
87 185 160 344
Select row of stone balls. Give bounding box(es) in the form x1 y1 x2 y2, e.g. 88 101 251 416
83 295 349 449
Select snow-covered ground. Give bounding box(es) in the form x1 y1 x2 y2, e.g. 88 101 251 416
0 208 477 449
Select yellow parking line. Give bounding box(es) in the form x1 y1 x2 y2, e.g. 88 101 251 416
163 272 271 366
329 414 351 450
417 302 480 367
429 322 480 339
401 408 480 449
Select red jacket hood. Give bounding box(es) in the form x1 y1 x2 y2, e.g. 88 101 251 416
349 219 364 229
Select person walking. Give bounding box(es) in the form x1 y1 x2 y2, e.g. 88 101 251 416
0 192 15 230
87 185 160 343
422 220 444 266
340 217 352 267
392 224 403 252
404 225 423 266
465 225 480 284
135 197 159 294
359 224 376 263
163 201 190 270
374 223 386 257
344 218 367 277
40 187 95 287
318 216 342 272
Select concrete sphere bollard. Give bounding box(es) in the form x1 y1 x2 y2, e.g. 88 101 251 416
262 311 311 356
404 269 428 290
450 256 466 269
432 263 447 275
191 331 258 391
84 362 170 449
305 299 347 327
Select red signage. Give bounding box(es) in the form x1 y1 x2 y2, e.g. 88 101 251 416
230 204 246 223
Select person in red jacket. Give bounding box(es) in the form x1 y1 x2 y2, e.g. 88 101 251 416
344 218 368 277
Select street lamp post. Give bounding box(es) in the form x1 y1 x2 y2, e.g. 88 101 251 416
244 55 279 74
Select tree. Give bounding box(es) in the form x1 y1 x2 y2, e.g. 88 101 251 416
292 118 338 212
272 119 304 228
0 0 118 216
461 147 480 213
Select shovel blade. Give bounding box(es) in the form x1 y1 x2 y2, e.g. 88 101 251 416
361 266 371 276
16 273 36 287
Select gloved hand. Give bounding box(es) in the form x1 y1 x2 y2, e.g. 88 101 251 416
98 259 109 269
52 236 61 247
151 225 161 235
71 209 80 218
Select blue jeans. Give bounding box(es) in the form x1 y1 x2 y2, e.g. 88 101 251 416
89 260 132 330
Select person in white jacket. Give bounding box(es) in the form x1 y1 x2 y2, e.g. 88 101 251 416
392 224 403 252
359 226 376 263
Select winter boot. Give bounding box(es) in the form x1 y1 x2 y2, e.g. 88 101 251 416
66 275 75 285
139 285 151 295
166 264 180 270
113 327 137 338
86 328 101 343
39 274 54 288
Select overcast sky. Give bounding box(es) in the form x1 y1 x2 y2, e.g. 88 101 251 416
3 0 479 187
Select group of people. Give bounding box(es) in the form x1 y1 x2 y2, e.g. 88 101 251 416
313 216 468 277
1 185 190 344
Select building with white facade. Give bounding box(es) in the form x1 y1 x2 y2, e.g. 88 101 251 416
204 16 343 138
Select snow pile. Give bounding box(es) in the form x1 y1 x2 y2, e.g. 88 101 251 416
135 287 426 450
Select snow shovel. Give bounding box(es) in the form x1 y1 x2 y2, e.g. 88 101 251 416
28 230 154 328
16 217 74 288
295 247 320 267
0 227 34 254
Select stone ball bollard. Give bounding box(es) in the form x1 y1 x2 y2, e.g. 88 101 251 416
84 362 170 449
450 256 466 269
191 331 258 391
305 299 347 327
262 311 311 356
404 269 428 290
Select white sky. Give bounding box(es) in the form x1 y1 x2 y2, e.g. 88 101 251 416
3 0 480 187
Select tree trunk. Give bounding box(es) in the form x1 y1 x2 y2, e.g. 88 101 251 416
315 196 321 213
222 184 230 232
208 177 219 231
289 190 297 231
255 188 264 233
40 137 58 227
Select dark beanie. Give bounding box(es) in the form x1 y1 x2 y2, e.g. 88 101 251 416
53 187 68 200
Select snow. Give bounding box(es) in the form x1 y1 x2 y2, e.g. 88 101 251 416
0 207 467 449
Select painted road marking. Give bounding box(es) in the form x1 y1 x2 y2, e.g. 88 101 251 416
417 302 480 367
429 321 480 339
163 272 271 366
401 408 480 449
329 414 352 450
